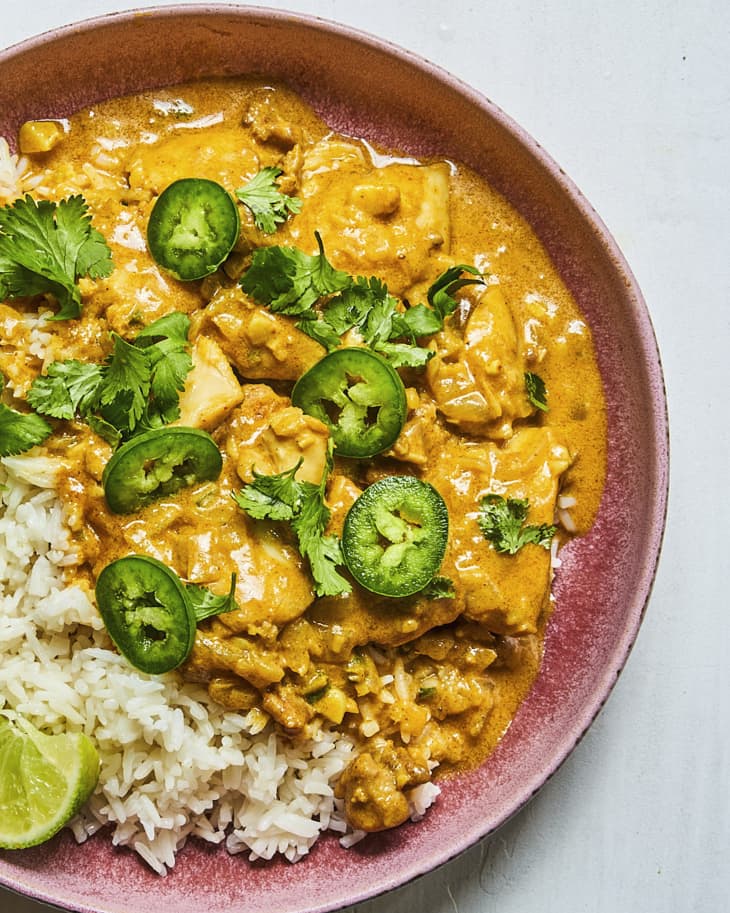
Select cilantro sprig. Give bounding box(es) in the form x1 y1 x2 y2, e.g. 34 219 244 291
240 231 351 316
239 234 484 367
0 374 52 457
299 275 436 368
0 195 113 320
232 448 350 598
235 167 302 234
477 494 556 555
27 311 193 446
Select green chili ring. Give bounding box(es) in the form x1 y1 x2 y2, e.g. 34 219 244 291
291 347 407 459
147 178 240 281
102 426 222 514
342 475 449 597
95 555 196 675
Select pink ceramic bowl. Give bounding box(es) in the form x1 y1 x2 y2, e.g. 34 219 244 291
0 6 668 913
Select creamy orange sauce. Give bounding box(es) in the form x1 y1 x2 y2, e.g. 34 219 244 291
1 77 606 831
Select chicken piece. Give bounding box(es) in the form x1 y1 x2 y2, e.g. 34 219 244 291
176 335 243 431
262 683 315 733
192 286 324 381
206 675 261 711
324 474 363 535
126 126 260 195
90 256 201 334
243 92 303 152
408 628 498 673
185 621 285 690
336 742 431 832
387 392 440 467
292 138 451 296
432 427 572 634
306 577 463 659
426 285 533 440
183 505 316 631
223 383 330 486
425 664 494 724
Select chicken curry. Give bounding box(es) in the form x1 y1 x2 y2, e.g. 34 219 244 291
0 78 606 834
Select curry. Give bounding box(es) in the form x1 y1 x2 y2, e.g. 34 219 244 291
0 78 606 835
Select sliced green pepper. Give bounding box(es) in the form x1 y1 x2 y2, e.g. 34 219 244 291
147 178 240 281
95 555 196 674
342 475 449 597
102 426 222 514
291 347 406 458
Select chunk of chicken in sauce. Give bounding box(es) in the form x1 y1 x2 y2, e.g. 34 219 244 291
336 741 431 832
426 285 533 440
294 138 451 297
6 76 606 836
441 427 572 634
191 286 325 382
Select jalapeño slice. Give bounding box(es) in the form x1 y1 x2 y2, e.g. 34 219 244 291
147 178 240 281
342 476 449 597
291 347 407 458
95 555 196 674
102 426 222 514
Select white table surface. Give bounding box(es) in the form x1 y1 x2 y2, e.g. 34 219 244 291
2 2 728 912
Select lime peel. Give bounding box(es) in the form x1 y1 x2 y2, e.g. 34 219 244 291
0 713 99 849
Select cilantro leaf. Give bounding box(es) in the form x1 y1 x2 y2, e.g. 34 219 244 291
99 333 151 432
144 338 192 427
26 360 104 420
134 311 191 347
296 317 342 352
0 195 113 320
525 371 548 412
240 231 351 316
371 340 434 369
0 373 53 456
232 461 301 521
232 452 350 597
359 282 401 346
301 531 348 600
235 167 303 234
0 404 53 457
369 264 484 366
186 574 238 623
292 468 348 598
356 280 435 366
321 275 382 336
427 264 484 321
87 414 122 448
399 303 444 337
477 494 556 555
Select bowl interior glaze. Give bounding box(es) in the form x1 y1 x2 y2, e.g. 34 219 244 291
0 7 668 913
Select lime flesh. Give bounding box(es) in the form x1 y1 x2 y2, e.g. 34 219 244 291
0 714 99 849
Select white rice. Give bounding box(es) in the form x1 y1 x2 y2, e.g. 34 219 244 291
0 457 437 873
0 138 29 203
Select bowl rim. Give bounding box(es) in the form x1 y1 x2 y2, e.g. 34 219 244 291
0 5 669 913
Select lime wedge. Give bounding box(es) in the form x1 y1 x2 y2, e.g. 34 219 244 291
0 714 99 849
